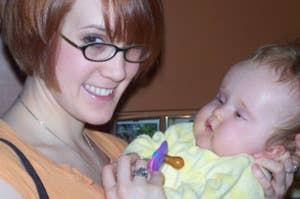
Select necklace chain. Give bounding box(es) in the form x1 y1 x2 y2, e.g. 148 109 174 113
19 99 100 171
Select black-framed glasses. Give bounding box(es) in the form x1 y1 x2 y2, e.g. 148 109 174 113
61 34 148 63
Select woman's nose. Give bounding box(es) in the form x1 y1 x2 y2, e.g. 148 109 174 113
99 53 126 82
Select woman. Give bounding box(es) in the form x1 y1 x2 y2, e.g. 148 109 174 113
0 0 164 198
0 0 297 198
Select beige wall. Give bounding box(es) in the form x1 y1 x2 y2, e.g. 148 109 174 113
0 39 22 116
117 0 300 114
1 0 300 116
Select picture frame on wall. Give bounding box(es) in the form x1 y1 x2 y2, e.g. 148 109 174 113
115 118 160 143
165 115 194 128
113 110 197 142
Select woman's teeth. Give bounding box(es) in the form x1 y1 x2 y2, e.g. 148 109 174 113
84 84 113 96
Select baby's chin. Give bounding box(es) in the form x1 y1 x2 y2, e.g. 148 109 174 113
194 136 211 151
213 148 251 157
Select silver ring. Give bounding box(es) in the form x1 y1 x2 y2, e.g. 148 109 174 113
286 165 299 174
132 167 148 178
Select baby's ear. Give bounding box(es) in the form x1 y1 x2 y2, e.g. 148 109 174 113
263 145 286 159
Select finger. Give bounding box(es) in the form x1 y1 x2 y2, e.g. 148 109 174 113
296 134 300 148
256 157 285 183
149 171 165 186
285 171 294 190
295 134 300 158
126 152 141 161
255 158 286 197
102 164 117 191
132 159 149 184
114 153 140 165
279 151 294 188
292 155 300 166
252 163 275 198
124 153 142 173
117 155 132 184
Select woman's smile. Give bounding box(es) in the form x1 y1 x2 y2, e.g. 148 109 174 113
83 83 114 97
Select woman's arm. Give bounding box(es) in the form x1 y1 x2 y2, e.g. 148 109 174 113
0 178 22 199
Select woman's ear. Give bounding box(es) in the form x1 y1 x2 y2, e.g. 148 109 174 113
263 145 286 159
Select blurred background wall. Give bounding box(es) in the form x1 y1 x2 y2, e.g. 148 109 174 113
0 39 23 115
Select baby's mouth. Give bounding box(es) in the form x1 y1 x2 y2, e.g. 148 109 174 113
205 120 213 132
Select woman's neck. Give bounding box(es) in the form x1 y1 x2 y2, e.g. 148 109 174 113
3 76 85 147
3 76 108 184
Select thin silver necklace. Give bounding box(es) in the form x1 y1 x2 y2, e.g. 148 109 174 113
19 99 100 174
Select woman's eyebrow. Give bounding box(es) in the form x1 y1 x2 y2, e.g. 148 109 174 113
79 24 106 32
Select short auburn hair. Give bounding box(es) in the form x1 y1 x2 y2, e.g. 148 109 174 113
247 41 300 155
0 0 164 89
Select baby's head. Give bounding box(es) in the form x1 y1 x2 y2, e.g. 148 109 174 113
193 42 300 157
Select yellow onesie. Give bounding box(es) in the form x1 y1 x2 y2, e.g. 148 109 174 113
125 123 264 199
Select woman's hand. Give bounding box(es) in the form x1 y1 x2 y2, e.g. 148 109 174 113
295 134 300 178
252 151 293 199
102 154 166 199
252 140 300 199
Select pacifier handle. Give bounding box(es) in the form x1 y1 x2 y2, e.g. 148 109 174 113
164 155 184 169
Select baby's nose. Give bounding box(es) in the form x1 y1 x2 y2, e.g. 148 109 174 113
213 108 224 121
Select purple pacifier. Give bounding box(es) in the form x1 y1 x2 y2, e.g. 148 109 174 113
148 141 168 172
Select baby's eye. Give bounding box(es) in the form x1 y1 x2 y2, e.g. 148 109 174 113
82 35 105 44
215 95 225 104
235 112 242 118
235 111 247 120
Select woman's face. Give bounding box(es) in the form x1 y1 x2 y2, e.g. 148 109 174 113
52 0 140 124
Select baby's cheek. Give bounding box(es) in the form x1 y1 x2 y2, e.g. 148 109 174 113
195 134 211 150
193 121 202 137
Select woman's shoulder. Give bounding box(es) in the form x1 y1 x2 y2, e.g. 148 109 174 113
0 120 26 164
0 120 107 199
0 120 41 198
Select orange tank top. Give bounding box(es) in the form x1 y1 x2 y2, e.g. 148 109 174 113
0 120 127 199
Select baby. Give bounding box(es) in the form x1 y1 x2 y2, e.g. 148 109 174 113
124 42 300 198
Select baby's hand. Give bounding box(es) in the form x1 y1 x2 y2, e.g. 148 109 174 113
102 154 166 199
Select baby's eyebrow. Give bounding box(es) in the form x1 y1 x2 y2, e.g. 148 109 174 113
238 100 252 115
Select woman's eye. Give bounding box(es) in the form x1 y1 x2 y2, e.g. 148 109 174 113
83 35 104 44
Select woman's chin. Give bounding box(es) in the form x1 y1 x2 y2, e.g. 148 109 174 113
84 113 114 126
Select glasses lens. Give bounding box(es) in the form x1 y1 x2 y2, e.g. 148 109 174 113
125 46 148 62
85 43 115 61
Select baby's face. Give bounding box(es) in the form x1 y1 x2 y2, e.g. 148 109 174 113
193 61 299 156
